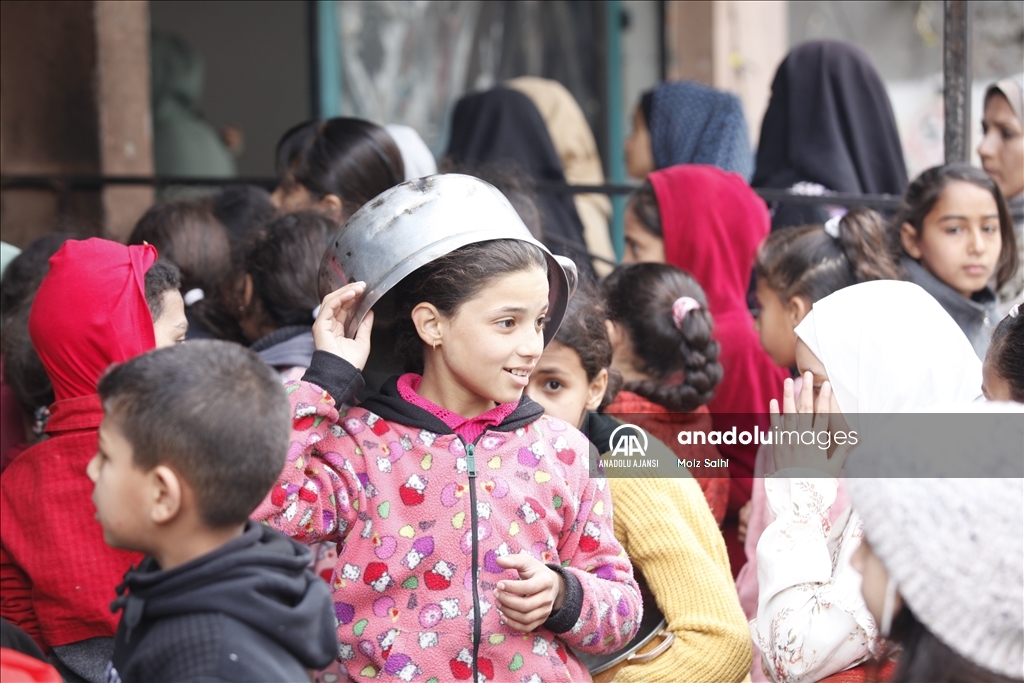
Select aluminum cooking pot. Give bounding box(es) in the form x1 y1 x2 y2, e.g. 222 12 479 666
318 173 578 344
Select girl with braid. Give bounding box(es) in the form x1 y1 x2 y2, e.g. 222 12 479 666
601 262 729 524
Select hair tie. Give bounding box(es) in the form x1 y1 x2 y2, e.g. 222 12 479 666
672 296 701 329
823 215 842 239
312 304 322 320
1010 302 1021 319
182 288 205 307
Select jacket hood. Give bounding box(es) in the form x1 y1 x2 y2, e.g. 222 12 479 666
361 375 545 437
649 165 769 316
114 522 336 669
29 238 157 403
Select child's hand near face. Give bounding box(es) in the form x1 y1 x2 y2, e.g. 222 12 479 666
493 553 567 633
770 373 852 479
312 282 374 369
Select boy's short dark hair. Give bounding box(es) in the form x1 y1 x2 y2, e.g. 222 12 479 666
97 340 290 528
143 258 181 320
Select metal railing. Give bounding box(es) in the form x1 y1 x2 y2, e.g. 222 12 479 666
0 174 904 212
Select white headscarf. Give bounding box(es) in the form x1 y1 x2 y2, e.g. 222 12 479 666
794 280 982 413
385 124 438 181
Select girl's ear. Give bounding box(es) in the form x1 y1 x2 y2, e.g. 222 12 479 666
585 368 609 411
242 273 254 307
150 465 182 525
411 302 444 348
787 295 811 328
900 222 923 259
604 320 621 348
318 194 344 220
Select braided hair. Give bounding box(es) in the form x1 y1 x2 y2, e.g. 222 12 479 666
602 263 722 412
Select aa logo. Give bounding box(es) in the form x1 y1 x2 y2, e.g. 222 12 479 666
608 424 649 457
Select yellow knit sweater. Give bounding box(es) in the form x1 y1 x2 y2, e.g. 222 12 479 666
608 477 753 683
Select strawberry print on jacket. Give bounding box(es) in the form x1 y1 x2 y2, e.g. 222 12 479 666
252 363 642 683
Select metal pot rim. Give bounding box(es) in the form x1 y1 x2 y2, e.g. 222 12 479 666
317 174 578 344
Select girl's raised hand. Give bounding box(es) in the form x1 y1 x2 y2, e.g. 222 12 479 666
769 373 849 478
311 282 374 370
493 553 567 633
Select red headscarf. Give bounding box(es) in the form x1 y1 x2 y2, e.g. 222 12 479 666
648 165 788 512
28 238 157 402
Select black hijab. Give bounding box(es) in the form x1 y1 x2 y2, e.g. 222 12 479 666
753 41 908 198
445 87 593 278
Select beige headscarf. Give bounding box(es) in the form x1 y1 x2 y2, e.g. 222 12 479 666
984 75 1024 314
985 75 1024 124
507 77 615 274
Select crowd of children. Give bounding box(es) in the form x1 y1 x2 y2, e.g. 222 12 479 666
1 43 1022 683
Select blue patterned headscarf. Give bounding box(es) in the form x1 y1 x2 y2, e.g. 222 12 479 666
648 81 753 179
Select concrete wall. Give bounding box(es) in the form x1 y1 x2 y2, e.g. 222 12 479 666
149 0 311 177
664 0 788 143
0 0 152 246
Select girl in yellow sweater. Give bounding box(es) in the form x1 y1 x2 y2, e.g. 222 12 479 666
526 282 752 683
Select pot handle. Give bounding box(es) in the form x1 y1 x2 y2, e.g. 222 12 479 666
625 630 675 664
554 255 579 299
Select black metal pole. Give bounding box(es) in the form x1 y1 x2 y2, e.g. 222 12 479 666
943 0 972 163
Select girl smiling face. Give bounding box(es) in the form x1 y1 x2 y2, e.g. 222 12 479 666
415 266 550 419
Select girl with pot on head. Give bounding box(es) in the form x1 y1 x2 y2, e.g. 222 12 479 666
252 175 640 683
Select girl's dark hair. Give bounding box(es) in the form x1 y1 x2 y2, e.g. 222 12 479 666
292 118 405 221
627 181 662 237
143 258 181 320
275 119 321 182
639 90 654 128
1 304 54 417
0 233 74 316
879 605 1024 683
393 239 548 374
552 281 623 410
755 208 901 303
129 202 238 339
209 185 275 246
892 163 1019 290
243 211 339 334
602 263 722 412
987 307 1024 402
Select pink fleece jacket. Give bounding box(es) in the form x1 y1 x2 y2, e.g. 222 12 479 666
252 379 641 682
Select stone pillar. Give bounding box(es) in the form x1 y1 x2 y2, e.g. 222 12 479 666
95 0 154 242
0 0 152 247
664 0 788 143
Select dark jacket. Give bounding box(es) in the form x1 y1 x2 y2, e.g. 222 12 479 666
107 522 337 683
903 257 998 360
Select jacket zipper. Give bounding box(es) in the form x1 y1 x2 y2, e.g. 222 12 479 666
464 439 482 682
